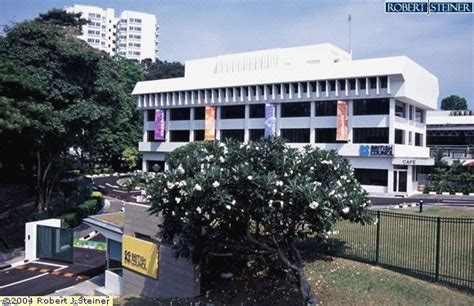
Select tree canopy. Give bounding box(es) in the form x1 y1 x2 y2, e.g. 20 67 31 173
141 58 184 80
0 9 143 209
440 95 468 110
147 138 371 304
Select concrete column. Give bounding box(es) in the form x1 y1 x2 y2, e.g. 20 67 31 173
189 108 195 142
310 101 315 144
244 104 249 143
276 103 281 136
216 106 221 140
388 98 395 144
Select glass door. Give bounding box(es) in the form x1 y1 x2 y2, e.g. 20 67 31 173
393 170 407 193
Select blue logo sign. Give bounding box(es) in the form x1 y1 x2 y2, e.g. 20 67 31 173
359 145 370 156
385 1 473 14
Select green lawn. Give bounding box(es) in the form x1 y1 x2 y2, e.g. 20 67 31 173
115 257 474 305
333 208 473 290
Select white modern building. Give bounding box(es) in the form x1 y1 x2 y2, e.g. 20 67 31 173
132 43 439 195
65 4 159 61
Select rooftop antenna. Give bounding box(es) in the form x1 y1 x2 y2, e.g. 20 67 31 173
348 14 352 57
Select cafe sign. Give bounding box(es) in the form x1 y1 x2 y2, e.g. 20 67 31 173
122 235 159 279
392 158 434 166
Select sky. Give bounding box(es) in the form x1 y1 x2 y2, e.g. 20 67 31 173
1 0 473 109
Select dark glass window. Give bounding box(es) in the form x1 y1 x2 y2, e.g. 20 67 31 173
259 85 264 95
353 128 389 143
395 100 406 118
395 129 404 144
276 84 281 95
320 81 326 92
281 102 311 117
250 104 265 118
169 130 189 142
251 86 257 96
267 85 273 95
380 76 388 88
315 128 338 143
147 130 164 142
284 84 290 94
310 81 317 92
249 129 264 141
353 98 390 115
147 160 164 172
315 101 337 116
369 77 377 89
147 109 155 122
194 107 205 120
415 133 423 146
354 168 388 186
302 82 308 93
409 105 414 120
107 239 122 269
221 105 245 119
280 129 310 143
220 129 244 142
329 80 336 91
170 108 190 121
359 78 366 90
415 108 424 123
194 130 204 141
349 79 356 90
338 79 346 91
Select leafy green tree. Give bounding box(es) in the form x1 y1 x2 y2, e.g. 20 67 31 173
0 10 142 210
141 58 184 80
122 147 140 170
440 95 468 111
147 138 371 304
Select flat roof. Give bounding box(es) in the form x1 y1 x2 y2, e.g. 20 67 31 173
89 212 124 228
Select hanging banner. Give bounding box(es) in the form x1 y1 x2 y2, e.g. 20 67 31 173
264 103 276 138
336 100 348 141
204 106 216 141
154 109 165 140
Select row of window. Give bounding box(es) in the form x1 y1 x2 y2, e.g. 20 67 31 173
395 100 425 123
145 99 396 121
129 34 141 39
129 18 142 23
128 51 141 56
128 42 141 48
395 129 423 146
140 76 391 107
87 30 101 35
87 38 100 44
129 26 142 31
146 127 423 145
88 21 101 27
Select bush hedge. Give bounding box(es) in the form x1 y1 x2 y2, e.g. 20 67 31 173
60 192 104 228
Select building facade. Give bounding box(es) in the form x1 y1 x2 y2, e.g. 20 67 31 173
65 4 159 61
427 110 474 164
132 44 439 195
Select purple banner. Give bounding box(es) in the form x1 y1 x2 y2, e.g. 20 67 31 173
264 103 276 138
154 109 165 140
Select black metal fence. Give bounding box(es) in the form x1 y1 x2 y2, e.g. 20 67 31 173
329 211 473 291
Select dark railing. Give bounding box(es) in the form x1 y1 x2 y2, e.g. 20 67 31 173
329 211 473 291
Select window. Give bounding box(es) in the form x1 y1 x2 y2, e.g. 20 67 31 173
221 105 245 119
319 81 326 92
249 129 264 141
359 78 367 90
353 128 389 143
315 101 337 116
281 102 310 117
249 104 265 118
147 131 162 142
107 239 122 269
315 128 338 143
353 98 390 115
194 107 205 120
380 76 388 88
194 130 204 141
220 129 244 142
284 84 290 94
170 130 189 142
338 79 346 91
415 133 423 146
349 79 356 90
146 109 155 122
329 80 336 91
395 100 406 118
170 108 190 121
369 77 377 89
409 105 414 120
395 129 404 144
354 168 388 186
302 83 308 93
415 108 424 123
280 129 310 143
310 81 317 92
147 160 164 172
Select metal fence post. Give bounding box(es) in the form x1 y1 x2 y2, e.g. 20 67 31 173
435 216 441 281
375 210 381 265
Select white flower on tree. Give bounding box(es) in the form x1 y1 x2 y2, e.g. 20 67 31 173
342 207 350 214
212 181 220 188
194 184 202 191
309 201 319 209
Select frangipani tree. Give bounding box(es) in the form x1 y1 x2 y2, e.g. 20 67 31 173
147 137 371 304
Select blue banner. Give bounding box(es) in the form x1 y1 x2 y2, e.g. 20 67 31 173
264 103 276 138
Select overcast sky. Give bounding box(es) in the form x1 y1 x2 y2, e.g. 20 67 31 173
1 0 473 109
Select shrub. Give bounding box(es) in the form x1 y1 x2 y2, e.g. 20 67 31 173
61 212 80 228
77 199 100 217
147 137 371 304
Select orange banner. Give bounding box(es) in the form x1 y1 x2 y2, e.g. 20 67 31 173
336 100 348 141
204 106 216 141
